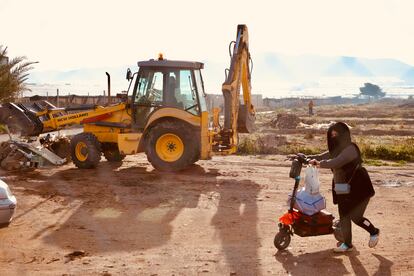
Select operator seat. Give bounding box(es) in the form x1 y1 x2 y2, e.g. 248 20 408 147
166 76 183 109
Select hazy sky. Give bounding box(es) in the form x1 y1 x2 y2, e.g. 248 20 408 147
1 0 414 71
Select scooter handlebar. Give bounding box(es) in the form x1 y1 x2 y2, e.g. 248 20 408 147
287 153 310 164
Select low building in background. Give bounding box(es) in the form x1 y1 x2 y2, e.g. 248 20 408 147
206 93 263 112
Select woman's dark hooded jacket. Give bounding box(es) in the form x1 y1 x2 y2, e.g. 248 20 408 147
311 122 375 211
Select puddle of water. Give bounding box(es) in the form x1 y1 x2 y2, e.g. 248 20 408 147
375 179 414 187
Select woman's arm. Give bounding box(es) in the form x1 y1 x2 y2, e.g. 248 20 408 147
307 151 330 161
319 145 359 169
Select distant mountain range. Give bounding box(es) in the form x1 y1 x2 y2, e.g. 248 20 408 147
27 53 414 96
252 53 414 81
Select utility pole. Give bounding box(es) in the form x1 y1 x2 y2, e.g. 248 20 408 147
56 89 59 107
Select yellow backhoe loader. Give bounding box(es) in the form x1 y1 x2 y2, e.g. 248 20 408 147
0 24 255 172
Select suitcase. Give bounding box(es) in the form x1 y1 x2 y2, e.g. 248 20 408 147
293 210 334 237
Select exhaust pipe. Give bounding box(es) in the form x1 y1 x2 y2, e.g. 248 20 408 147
105 72 111 105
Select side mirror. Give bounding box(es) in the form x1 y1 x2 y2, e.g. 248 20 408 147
126 68 132 81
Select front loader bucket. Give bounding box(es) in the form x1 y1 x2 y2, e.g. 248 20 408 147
0 103 43 136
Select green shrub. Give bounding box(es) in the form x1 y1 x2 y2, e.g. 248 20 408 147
364 159 388 166
238 135 413 162
237 137 260 155
283 145 323 156
391 160 407 167
360 138 414 161
237 135 323 156
0 124 7 134
304 132 315 139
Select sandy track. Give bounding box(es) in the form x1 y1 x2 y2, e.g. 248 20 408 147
0 154 413 275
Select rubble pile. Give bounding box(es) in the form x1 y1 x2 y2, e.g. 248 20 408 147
270 113 301 129
0 141 28 170
260 134 288 147
0 136 70 171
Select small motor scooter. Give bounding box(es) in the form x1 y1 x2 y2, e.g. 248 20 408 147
274 154 342 250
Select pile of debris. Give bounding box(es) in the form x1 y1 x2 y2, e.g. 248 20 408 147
0 136 70 171
399 99 414 108
270 113 301 129
0 141 28 170
298 121 337 130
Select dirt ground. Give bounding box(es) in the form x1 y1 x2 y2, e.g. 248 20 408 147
0 101 413 275
0 153 413 275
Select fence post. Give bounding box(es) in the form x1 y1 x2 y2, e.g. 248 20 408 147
56 89 59 107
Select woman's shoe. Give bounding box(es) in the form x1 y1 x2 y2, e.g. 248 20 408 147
333 243 353 253
368 231 379 248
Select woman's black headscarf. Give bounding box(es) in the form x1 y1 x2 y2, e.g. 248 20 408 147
327 122 352 158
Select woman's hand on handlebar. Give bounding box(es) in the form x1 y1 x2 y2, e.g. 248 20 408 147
309 159 320 166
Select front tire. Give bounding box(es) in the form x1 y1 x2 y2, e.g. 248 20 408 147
70 132 101 169
145 120 199 172
274 230 291 250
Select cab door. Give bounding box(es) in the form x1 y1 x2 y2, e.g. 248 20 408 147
132 69 165 129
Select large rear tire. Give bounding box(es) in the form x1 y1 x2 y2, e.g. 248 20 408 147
70 132 101 169
145 120 199 172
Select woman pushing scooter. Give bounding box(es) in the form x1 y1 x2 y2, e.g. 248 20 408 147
309 122 380 253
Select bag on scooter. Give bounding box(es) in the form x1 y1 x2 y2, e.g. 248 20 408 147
304 166 320 195
293 210 334 237
287 187 326 216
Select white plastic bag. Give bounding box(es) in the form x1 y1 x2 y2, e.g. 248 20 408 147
304 166 320 195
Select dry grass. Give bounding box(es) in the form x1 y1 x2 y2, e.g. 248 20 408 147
238 133 414 163
359 138 414 161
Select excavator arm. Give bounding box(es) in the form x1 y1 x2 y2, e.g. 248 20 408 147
218 24 255 152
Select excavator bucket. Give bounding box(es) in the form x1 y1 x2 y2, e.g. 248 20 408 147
237 104 255 133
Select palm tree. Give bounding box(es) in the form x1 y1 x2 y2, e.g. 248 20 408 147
0 45 37 103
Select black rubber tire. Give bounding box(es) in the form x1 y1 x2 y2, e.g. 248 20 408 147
145 120 199 172
70 132 101 169
189 129 201 164
102 143 126 162
274 230 291 250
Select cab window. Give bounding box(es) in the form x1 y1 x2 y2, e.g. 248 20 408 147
135 70 163 105
133 68 200 116
178 70 199 115
194 69 207 112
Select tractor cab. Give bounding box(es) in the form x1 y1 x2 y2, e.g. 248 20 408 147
129 57 207 129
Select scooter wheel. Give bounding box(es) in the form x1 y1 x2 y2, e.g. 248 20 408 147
274 230 291 250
